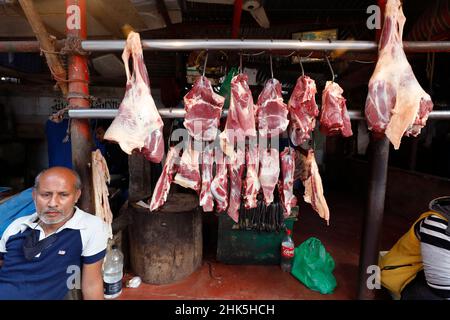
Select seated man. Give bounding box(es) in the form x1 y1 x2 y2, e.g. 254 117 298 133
0 167 108 300
379 196 450 300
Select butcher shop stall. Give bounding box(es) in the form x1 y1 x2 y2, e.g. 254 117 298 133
0 0 449 301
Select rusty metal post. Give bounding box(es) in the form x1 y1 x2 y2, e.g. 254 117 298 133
66 0 94 213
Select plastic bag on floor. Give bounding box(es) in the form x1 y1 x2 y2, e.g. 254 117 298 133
291 237 337 294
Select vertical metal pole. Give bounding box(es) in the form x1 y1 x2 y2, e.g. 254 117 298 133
358 136 390 299
66 0 94 213
358 0 387 300
231 0 243 39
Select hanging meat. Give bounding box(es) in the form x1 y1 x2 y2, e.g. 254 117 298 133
91 150 113 239
183 76 225 141
220 73 257 157
227 148 245 223
288 75 319 145
149 145 182 212
259 148 280 205
365 0 433 149
104 31 164 163
299 149 330 225
173 140 201 193
320 81 353 137
211 151 229 212
199 144 214 212
256 78 289 137
279 147 297 218
244 144 260 209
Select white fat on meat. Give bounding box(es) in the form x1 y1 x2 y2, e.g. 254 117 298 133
279 147 297 218
104 31 164 163
259 148 280 206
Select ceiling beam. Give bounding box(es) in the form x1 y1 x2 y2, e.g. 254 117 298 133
156 0 175 36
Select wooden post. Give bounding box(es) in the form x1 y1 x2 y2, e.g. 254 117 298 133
66 0 94 213
18 0 68 96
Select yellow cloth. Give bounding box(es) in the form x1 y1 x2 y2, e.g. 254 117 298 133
379 211 446 299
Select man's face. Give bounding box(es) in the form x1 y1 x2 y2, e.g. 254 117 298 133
32 170 81 226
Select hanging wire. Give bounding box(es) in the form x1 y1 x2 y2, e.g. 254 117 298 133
269 54 274 79
324 54 335 82
239 50 243 74
351 60 375 64
241 50 266 57
298 55 305 77
202 50 209 78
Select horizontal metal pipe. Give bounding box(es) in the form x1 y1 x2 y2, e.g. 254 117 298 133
69 109 450 120
81 39 450 52
1 40 449 53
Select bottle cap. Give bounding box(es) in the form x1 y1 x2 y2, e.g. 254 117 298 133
286 229 292 236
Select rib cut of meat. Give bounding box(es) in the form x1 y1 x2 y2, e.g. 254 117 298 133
288 75 319 146
279 147 297 218
244 144 260 209
227 148 245 223
211 151 229 212
365 0 433 149
92 149 113 239
256 78 289 137
183 76 225 141
300 149 330 225
173 141 201 192
259 148 280 205
149 145 182 211
199 145 214 212
104 31 164 163
220 73 257 157
320 81 353 137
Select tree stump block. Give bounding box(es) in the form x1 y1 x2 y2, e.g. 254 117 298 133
128 192 202 284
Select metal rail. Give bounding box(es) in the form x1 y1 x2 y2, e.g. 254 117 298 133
69 109 450 120
1 39 450 53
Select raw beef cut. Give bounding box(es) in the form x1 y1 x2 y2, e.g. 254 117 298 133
220 73 257 157
227 148 245 223
259 148 280 205
320 81 353 137
300 149 330 224
279 147 297 218
256 78 289 137
199 144 214 212
288 75 319 146
365 0 433 149
173 140 201 192
211 151 229 212
104 31 164 163
149 145 182 211
183 76 225 141
92 149 113 239
244 144 260 209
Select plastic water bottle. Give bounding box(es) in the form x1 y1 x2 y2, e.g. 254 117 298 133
281 229 295 272
103 245 124 299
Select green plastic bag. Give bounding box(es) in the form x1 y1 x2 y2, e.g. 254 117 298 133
219 67 238 110
291 237 337 294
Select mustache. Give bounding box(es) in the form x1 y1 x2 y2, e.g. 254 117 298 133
42 209 64 214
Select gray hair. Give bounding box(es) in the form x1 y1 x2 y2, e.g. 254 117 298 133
34 168 82 190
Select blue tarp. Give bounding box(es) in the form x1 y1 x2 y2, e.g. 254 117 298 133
0 188 35 238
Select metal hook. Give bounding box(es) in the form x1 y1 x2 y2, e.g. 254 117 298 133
239 51 243 74
298 54 305 77
202 50 209 78
269 54 274 79
325 54 335 82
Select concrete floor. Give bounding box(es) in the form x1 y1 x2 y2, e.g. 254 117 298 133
117 188 411 300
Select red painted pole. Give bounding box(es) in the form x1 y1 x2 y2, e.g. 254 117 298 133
66 0 94 213
231 0 243 39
